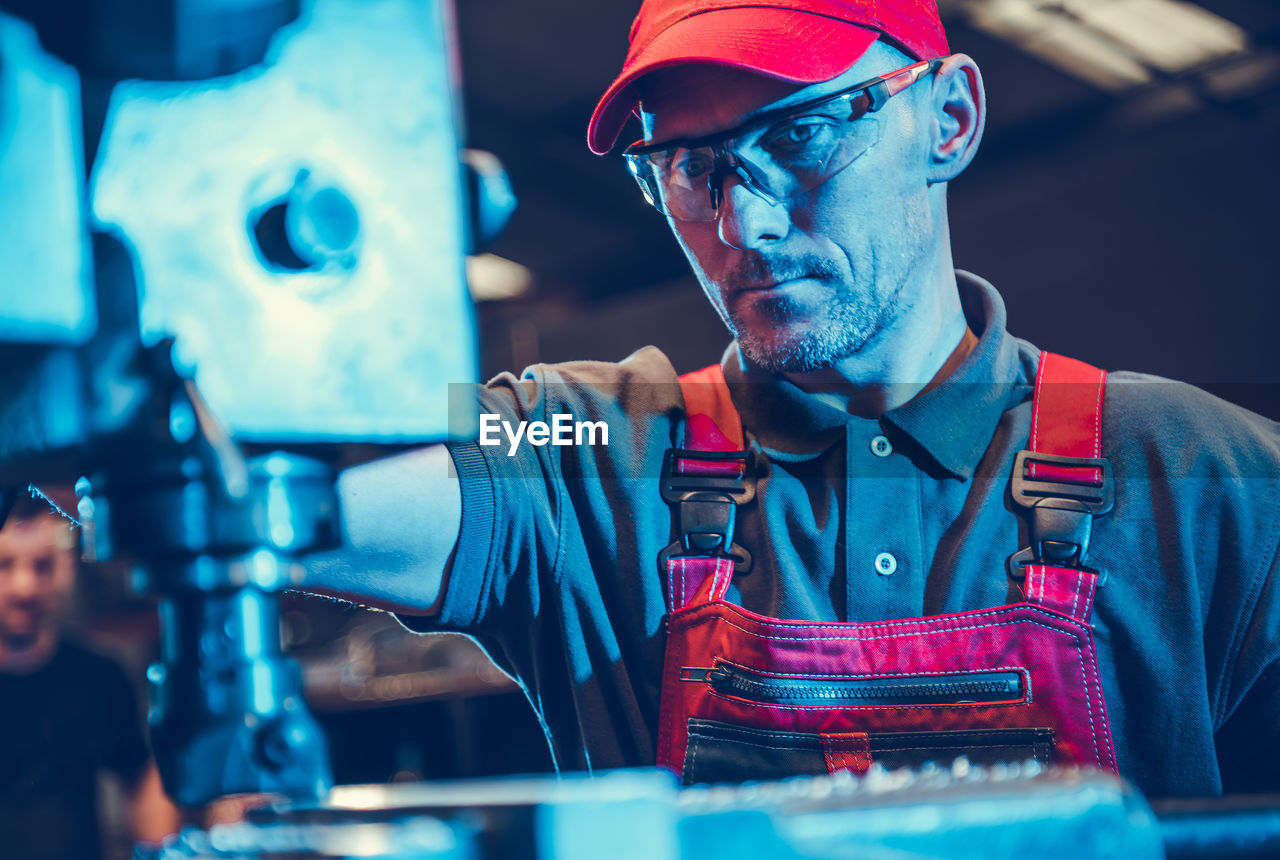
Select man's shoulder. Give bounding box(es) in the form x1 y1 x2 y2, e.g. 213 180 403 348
513 345 681 387
481 345 687 419
1103 371 1280 469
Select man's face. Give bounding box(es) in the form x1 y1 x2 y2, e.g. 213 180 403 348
0 515 76 649
639 43 938 374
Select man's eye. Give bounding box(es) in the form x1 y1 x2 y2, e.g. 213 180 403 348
763 118 832 152
676 151 713 179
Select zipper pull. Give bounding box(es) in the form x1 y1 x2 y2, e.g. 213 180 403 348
680 666 733 692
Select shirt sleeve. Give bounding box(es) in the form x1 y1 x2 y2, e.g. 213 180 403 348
1215 519 1280 792
1190 385 1280 792
417 363 565 633
400 345 683 635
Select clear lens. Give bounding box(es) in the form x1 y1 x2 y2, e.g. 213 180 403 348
626 97 884 222
623 57 948 221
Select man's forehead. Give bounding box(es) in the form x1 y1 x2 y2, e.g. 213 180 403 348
638 41 905 143
0 516 75 553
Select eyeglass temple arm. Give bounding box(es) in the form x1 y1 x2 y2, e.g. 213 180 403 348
864 57 946 113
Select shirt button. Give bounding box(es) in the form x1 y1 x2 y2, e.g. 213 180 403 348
874 552 897 576
870 435 893 457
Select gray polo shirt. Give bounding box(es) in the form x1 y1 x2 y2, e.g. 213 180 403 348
419 272 1280 797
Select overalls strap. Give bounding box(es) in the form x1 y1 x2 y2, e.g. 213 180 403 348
663 365 751 611
1018 352 1112 622
667 355 1115 621
678 364 744 459
1029 352 1107 479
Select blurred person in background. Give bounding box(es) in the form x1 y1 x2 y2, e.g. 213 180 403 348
0 494 179 859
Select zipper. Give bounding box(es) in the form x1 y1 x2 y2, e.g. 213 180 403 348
681 663 1025 706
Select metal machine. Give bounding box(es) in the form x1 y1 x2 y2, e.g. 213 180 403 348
140 759 1280 860
153 763 1169 860
0 0 492 806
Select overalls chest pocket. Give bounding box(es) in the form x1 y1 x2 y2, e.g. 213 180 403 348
678 662 1051 785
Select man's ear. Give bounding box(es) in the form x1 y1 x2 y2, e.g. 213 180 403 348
926 54 985 184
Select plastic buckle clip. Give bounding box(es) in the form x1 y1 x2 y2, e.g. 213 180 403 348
660 448 755 504
658 538 753 575
658 449 754 574
1007 450 1114 583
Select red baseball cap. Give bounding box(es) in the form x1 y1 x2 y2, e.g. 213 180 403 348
587 0 949 154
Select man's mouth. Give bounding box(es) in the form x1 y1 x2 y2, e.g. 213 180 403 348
723 253 842 300
741 279 791 291
734 275 818 296
1 603 43 627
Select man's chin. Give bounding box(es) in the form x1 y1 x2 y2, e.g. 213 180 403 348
0 615 44 650
738 333 843 374
732 296 894 375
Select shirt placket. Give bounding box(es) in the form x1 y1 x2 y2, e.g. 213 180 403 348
844 420 926 622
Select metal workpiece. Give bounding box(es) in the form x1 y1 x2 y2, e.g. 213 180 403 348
2 0 489 453
90 0 477 442
149 763 1172 860
681 761 1164 860
158 769 678 860
155 810 473 859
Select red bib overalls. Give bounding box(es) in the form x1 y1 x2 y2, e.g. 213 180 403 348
656 352 1119 784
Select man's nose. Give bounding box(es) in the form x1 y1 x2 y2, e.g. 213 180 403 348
7 564 40 598
715 174 790 250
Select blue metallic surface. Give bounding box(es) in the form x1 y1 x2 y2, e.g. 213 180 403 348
148 764 1171 859
91 0 476 441
0 12 95 343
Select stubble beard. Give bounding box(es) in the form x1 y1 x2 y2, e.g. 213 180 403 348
0 600 48 654
723 255 905 374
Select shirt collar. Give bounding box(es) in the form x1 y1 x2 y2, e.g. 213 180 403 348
721 272 1033 479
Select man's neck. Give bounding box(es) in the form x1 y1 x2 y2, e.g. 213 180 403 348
0 628 58 675
785 264 975 418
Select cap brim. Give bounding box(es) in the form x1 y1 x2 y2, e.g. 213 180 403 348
587 8 879 154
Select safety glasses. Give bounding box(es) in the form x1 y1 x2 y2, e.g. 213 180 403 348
623 57 945 222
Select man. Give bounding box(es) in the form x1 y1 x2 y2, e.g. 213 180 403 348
0 495 179 858
306 0 1280 797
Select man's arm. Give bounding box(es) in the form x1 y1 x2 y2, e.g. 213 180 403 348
127 758 181 846
301 445 461 615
